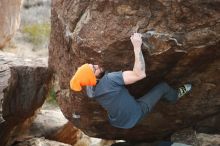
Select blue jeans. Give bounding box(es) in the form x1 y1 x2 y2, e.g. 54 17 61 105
137 82 178 118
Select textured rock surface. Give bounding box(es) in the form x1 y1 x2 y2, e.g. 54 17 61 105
0 0 23 49
48 121 81 145
0 52 52 146
197 133 220 146
172 129 220 146
49 0 220 141
13 137 71 146
25 109 81 145
113 129 220 146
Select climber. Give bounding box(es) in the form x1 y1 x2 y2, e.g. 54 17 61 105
70 33 192 129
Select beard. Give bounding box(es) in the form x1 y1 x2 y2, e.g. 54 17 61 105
96 70 106 79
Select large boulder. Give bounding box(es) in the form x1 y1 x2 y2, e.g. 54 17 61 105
49 0 220 141
0 52 52 146
0 0 23 49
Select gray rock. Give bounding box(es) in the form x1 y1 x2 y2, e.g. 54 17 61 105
0 52 52 146
13 137 71 146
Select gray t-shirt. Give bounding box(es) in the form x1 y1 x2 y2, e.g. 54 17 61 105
89 71 142 129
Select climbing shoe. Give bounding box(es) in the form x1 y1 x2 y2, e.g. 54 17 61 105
177 84 192 98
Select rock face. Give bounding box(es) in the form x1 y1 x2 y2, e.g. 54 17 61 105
49 0 220 141
0 52 52 146
49 121 81 145
0 0 23 49
171 129 220 146
13 137 71 146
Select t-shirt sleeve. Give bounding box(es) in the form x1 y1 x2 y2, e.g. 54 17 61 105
107 71 125 86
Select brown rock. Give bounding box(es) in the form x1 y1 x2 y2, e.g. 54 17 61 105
0 0 22 49
50 121 82 145
49 0 220 141
0 52 52 146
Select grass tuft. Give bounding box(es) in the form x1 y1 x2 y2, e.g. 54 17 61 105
22 23 51 47
46 86 57 105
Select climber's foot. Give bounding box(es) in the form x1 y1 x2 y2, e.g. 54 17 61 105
178 84 192 98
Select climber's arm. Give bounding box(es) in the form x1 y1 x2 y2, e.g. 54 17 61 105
123 33 146 85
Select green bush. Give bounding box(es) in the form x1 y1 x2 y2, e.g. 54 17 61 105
46 86 57 105
22 23 51 47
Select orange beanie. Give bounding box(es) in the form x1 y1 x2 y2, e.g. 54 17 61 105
70 64 97 91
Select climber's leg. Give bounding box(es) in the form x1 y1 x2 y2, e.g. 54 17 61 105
137 82 177 115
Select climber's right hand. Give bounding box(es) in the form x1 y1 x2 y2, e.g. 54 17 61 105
130 33 142 50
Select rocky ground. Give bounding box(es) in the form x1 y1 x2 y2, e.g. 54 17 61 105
2 0 220 146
